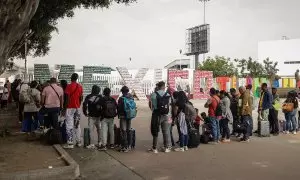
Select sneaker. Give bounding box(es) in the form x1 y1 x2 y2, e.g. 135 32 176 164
122 148 129 153
286 131 290 134
164 147 171 153
148 148 158 154
221 139 231 143
240 138 250 143
184 146 188 151
293 131 297 135
98 145 107 151
86 144 96 149
63 144 74 149
76 143 82 147
174 147 185 152
109 144 115 149
210 141 218 145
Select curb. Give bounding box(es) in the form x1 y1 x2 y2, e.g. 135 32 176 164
0 145 80 180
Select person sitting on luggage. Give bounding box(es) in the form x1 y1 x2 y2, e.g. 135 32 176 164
200 112 211 134
99 87 118 151
82 85 102 149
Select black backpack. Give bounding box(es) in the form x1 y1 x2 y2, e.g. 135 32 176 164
88 95 102 116
155 92 170 115
102 97 117 118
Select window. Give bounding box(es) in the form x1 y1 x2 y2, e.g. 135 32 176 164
284 61 300 64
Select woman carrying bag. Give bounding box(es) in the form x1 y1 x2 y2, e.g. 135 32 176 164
282 91 298 134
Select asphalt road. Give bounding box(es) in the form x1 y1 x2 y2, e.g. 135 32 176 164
68 100 300 180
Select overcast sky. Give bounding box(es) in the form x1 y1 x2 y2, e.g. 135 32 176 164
24 0 300 69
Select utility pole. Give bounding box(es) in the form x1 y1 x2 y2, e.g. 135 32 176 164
199 0 210 63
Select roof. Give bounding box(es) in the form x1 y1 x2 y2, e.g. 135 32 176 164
164 59 191 69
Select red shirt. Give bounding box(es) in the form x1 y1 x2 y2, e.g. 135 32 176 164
65 82 83 108
195 115 202 125
208 95 220 117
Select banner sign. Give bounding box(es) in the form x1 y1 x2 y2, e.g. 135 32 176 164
193 71 213 99
82 66 111 96
58 65 75 82
34 64 51 83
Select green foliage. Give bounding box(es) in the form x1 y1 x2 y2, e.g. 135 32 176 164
12 0 137 59
199 56 238 77
199 56 279 78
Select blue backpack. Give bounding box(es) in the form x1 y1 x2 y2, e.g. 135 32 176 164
123 97 137 120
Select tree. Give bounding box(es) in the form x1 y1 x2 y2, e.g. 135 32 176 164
263 57 279 84
199 56 238 77
235 57 266 77
0 0 136 75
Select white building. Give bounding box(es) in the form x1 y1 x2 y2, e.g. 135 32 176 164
258 38 300 76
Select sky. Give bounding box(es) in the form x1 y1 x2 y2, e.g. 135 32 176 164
22 0 300 69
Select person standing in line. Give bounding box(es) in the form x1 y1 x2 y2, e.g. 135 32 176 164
17 79 29 123
174 91 189 152
238 86 252 142
63 73 83 149
99 87 117 151
229 88 239 136
23 81 41 134
82 85 102 149
246 84 255 135
204 88 221 144
219 90 233 143
258 83 273 122
41 78 64 129
117 86 135 153
269 87 280 135
295 69 300 88
149 81 172 153
283 91 298 134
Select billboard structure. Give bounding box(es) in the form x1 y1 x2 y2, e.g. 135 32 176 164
185 24 210 69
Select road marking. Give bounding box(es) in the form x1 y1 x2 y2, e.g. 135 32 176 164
252 161 270 168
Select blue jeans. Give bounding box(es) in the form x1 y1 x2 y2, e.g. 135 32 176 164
241 115 252 139
285 110 297 132
210 117 220 141
179 134 188 147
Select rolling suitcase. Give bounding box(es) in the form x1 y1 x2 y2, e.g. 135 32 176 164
188 128 201 148
258 120 270 137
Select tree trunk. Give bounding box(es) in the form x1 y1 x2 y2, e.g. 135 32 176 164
0 0 40 75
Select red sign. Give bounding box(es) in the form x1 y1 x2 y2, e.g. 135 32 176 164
167 70 189 89
193 71 213 99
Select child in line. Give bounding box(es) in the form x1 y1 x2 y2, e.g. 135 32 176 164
194 108 203 132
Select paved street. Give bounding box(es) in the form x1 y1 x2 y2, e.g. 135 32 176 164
68 100 300 180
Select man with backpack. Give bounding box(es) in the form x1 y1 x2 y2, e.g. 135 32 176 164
63 73 83 149
82 85 102 149
149 81 172 153
117 86 137 153
99 87 117 151
204 88 221 144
